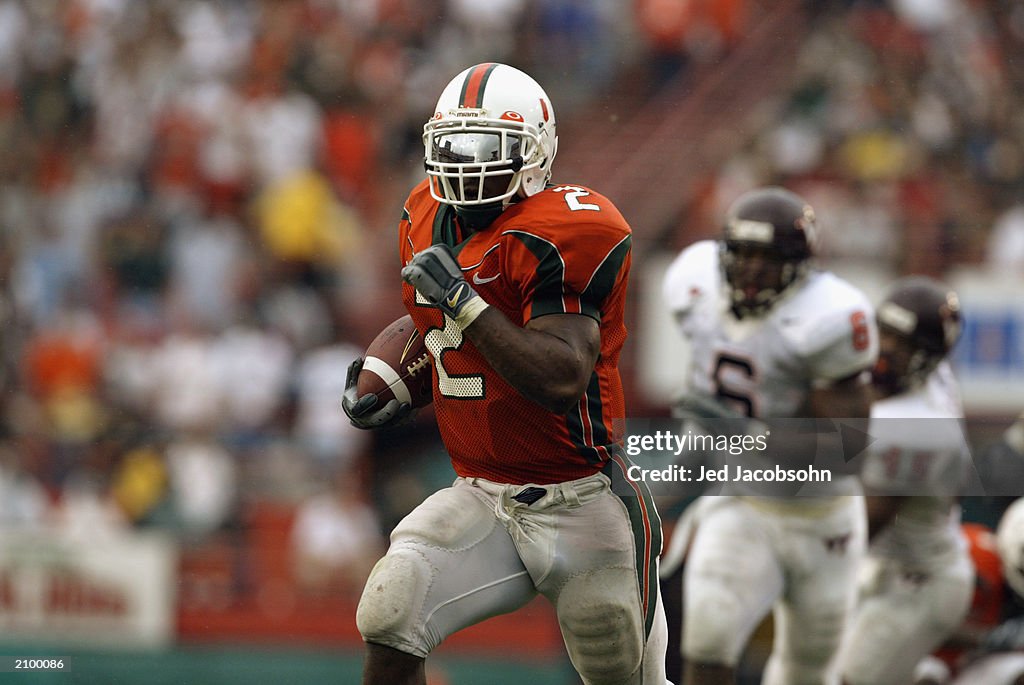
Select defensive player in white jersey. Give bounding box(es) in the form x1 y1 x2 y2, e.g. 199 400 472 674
660 187 878 685
839 276 975 685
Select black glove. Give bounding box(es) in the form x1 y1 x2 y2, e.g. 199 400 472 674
401 244 488 328
341 358 412 429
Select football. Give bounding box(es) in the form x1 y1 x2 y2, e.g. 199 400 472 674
356 314 433 409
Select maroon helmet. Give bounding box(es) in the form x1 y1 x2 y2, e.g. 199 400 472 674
873 275 962 394
720 187 818 318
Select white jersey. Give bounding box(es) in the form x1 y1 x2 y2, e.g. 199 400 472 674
840 364 974 685
662 240 877 498
861 362 972 571
665 241 875 681
663 240 878 419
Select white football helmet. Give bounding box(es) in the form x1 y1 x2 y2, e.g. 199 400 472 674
423 63 558 207
997 497 1024 599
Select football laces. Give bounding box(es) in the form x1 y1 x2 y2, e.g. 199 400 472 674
406 353 431 376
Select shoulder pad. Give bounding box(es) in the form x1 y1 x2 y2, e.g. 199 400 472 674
662 240 720 316
780 273 878 382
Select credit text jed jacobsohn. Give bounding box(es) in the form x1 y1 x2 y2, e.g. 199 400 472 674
623 430 833 483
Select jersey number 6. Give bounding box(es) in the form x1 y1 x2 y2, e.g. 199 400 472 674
713 352 756 418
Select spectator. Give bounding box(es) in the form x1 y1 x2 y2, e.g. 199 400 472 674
212 317 294 444
51 469 129 540
165 430 239 539
986 200 1024 273
290 469 383 597
292 337 369 472
0 442 49 529
110 443 170 527
147 311 223 433
167 202 250 331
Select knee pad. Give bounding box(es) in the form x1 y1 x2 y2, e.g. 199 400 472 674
788 611 844 669
356 545 434 656
556 569 643 685
357 485 506 657
764 608 844 685
683 578 751 665
763 655 837 685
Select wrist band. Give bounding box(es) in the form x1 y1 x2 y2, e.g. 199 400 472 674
455 297 489 329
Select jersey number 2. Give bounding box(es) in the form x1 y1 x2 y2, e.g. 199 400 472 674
417 291 485 399
552 185 600 211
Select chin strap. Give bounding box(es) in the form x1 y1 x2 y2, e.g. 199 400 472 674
455 203 505 231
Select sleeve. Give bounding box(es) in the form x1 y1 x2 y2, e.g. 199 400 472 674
661 240 721 338
503 222 632 323
397 180 434 268
662 240 720 316
398 205 412 266
802 298 878 385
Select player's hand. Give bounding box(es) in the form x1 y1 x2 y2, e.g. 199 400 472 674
401 244 488 328
671 393 747 421
671 393 763 437
341 357 412 429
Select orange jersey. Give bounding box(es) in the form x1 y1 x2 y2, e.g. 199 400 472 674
399 179 632 484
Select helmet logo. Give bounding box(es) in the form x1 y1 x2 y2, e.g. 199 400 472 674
942 317 960 348
540 99 549 122
500 111 524 122
878 302 917 335
945 291 961 315
728 219 774 244
796 205 818 248
941 293 962 347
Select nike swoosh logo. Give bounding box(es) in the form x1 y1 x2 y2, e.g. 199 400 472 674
446 284 465 309
473 272 501 285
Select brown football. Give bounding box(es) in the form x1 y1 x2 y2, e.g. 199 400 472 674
356 314 433 409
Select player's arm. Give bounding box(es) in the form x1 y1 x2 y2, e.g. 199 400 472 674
465 308 599 414
808 370 873 420
864 494 905 539
806 370 874 461
753 371 873 468
401 243 599 414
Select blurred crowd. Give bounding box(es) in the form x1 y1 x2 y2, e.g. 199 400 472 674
0 0 644 599
0 0 1021 604
672 0 1024 280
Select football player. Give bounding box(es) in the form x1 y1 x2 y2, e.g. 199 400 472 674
840 276 975 685
343 63 669 685
660 187 878 685
951 497 1024 684
934 498 1024 684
